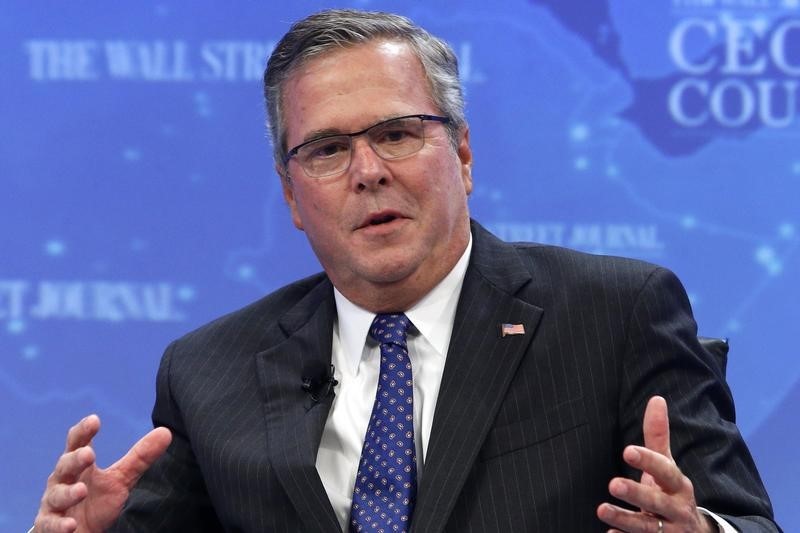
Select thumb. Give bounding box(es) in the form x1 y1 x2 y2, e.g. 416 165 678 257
111 427 172 487
642 395 671 458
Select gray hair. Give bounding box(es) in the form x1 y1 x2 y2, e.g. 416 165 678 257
264 9 466 170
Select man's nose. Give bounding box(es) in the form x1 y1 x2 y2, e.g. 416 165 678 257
348 136 391 191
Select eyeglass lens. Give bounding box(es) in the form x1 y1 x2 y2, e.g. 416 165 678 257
296 116 427 178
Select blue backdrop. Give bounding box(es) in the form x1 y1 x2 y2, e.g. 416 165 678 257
3 1 797 530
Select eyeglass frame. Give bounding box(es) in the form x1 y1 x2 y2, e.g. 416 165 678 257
281 113 451 178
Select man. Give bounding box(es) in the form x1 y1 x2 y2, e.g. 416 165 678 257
35 9 778 533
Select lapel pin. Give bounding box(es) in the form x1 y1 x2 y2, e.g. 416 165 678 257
500 323 525 337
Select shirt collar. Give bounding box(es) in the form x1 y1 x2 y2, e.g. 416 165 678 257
333 234 473 374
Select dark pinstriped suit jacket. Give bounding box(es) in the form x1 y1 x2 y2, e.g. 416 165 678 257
112 222 778 532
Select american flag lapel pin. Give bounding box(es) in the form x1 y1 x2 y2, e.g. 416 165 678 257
500 323 525 337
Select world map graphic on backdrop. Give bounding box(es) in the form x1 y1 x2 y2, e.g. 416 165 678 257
1 1 797 531
534 0 800 154
482 0 798 431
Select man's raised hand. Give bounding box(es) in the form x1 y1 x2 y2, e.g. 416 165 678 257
597 396 716 533
34 415 171 533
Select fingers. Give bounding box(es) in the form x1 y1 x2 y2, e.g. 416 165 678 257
598 492 706 532
597 503 666 533
43 481 88 512
111 426 172 487
36 479 87 532
598 396 707 532
624 445 686 493
642 396 670 457
33 514 79 533
36 417 100 532
602 446 699 529
49 445 96 487
38 421 169 533
64 414 101 453
607 471 694 520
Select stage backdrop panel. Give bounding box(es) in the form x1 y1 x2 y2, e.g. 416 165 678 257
2 1 797 530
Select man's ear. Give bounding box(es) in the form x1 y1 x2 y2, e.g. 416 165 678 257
277 163 304 231
457 126 473 195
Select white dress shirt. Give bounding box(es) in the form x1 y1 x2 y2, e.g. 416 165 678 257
315 237 472 530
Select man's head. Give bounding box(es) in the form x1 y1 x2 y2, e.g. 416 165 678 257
264 9 466 171
264 10 473 312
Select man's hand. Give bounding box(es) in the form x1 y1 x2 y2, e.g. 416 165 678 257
597 396 716 533
34 415 171 533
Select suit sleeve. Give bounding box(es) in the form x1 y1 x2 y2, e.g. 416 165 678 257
108 342 223 532
618 267 781 532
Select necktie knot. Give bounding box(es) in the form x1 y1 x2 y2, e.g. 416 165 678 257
369 313 411 349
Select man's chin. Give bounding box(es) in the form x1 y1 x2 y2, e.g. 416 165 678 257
358 262 419 286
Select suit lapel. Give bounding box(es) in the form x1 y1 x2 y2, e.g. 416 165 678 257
255 278 342 532
412 223 544 533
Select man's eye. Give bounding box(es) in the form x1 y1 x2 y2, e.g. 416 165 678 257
306 140 349 160
375 127 416 144
383 129 409 143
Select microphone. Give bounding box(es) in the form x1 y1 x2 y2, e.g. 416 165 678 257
301 362 338 403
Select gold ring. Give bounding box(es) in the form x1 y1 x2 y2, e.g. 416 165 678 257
657 518 664 533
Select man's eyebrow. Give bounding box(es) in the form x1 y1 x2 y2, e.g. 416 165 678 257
301 128 344 144
299 115 404 144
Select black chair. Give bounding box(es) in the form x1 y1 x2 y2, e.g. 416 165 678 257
698 336 729 376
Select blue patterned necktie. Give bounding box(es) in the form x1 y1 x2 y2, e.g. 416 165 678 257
349 313 417 533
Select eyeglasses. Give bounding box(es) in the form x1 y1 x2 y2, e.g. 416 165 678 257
283 114 450 178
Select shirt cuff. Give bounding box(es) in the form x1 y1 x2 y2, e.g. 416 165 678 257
698 506 737 533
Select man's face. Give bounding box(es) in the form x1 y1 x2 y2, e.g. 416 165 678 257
279 40 473 311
